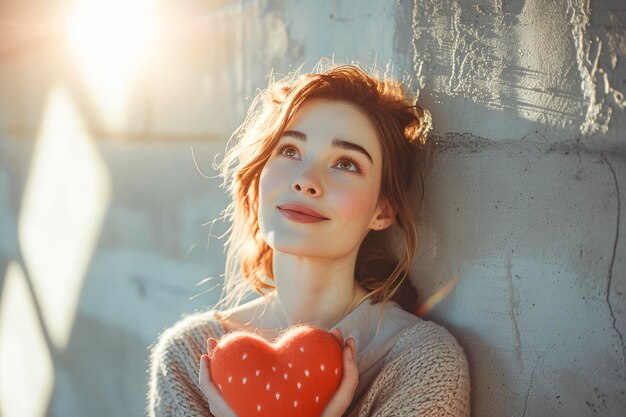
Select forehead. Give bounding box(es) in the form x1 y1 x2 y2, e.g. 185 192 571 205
284 98 382 160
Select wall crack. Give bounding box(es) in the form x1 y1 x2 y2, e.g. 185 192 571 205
506 257 524 371
602 156 626 369
521 362 538 417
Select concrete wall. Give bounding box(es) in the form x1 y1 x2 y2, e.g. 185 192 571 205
0 0 624 416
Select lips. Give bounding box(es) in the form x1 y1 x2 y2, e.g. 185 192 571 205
277 203 328 220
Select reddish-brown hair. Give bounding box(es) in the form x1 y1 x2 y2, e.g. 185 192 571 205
213 62 432 316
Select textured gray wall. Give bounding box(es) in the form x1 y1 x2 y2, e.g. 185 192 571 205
0 0 624 416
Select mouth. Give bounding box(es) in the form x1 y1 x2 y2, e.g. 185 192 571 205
277 203 329 222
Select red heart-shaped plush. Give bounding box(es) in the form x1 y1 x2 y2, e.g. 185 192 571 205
209 325 343 417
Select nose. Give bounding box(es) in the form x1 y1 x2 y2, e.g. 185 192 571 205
292 169 322 197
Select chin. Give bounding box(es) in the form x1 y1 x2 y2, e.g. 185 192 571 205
260 221 359 259
271 237 362 260
269 239 327 257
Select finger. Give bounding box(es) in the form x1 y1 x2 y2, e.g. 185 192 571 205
321 342 360 417
330 328 344 346
199 355 238 417
200 354 221 395
342 338 359 389
207 337 217 355
199 354 213 395
346 336 357 354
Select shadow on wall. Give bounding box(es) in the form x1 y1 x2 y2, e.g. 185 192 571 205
47 312 148 416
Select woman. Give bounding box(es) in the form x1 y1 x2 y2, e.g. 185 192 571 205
146 63 470 417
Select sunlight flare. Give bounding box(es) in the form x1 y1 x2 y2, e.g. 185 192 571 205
65 0 158 130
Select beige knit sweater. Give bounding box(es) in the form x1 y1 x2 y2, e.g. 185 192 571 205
146 300 470 417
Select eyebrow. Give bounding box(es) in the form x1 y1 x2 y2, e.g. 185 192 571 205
280 130 374 164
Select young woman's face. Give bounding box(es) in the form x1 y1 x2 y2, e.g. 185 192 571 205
258 97 389 259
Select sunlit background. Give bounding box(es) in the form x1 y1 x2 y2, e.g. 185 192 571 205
1 0 625 416
65 0 158 131
1 1 237 415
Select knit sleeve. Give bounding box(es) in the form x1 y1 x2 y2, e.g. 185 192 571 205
146 312 222 417
350 322 471 417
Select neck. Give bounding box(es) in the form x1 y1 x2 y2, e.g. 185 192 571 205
267 250 369 330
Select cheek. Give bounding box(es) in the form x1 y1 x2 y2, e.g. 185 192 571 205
334 183 378 221
258 163 288 222
259 164 282 201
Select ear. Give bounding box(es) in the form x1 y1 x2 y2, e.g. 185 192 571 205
369 197 396 231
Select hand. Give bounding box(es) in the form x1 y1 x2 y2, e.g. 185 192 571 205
320 328 360 417
199 338 238 417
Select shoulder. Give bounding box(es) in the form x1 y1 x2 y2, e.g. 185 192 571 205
386 319 470 385
374 319 471 415
146 310 225 416
388 319 467 365
149 309 224 369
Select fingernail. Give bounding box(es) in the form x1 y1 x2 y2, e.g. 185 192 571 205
348 337 357 349
346 346 354 361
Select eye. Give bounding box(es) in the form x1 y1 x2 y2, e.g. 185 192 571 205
334 157 362 173
275 142 363 174
276 143 301 159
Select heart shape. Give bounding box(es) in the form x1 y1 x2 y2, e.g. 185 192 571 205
209 325 343 417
